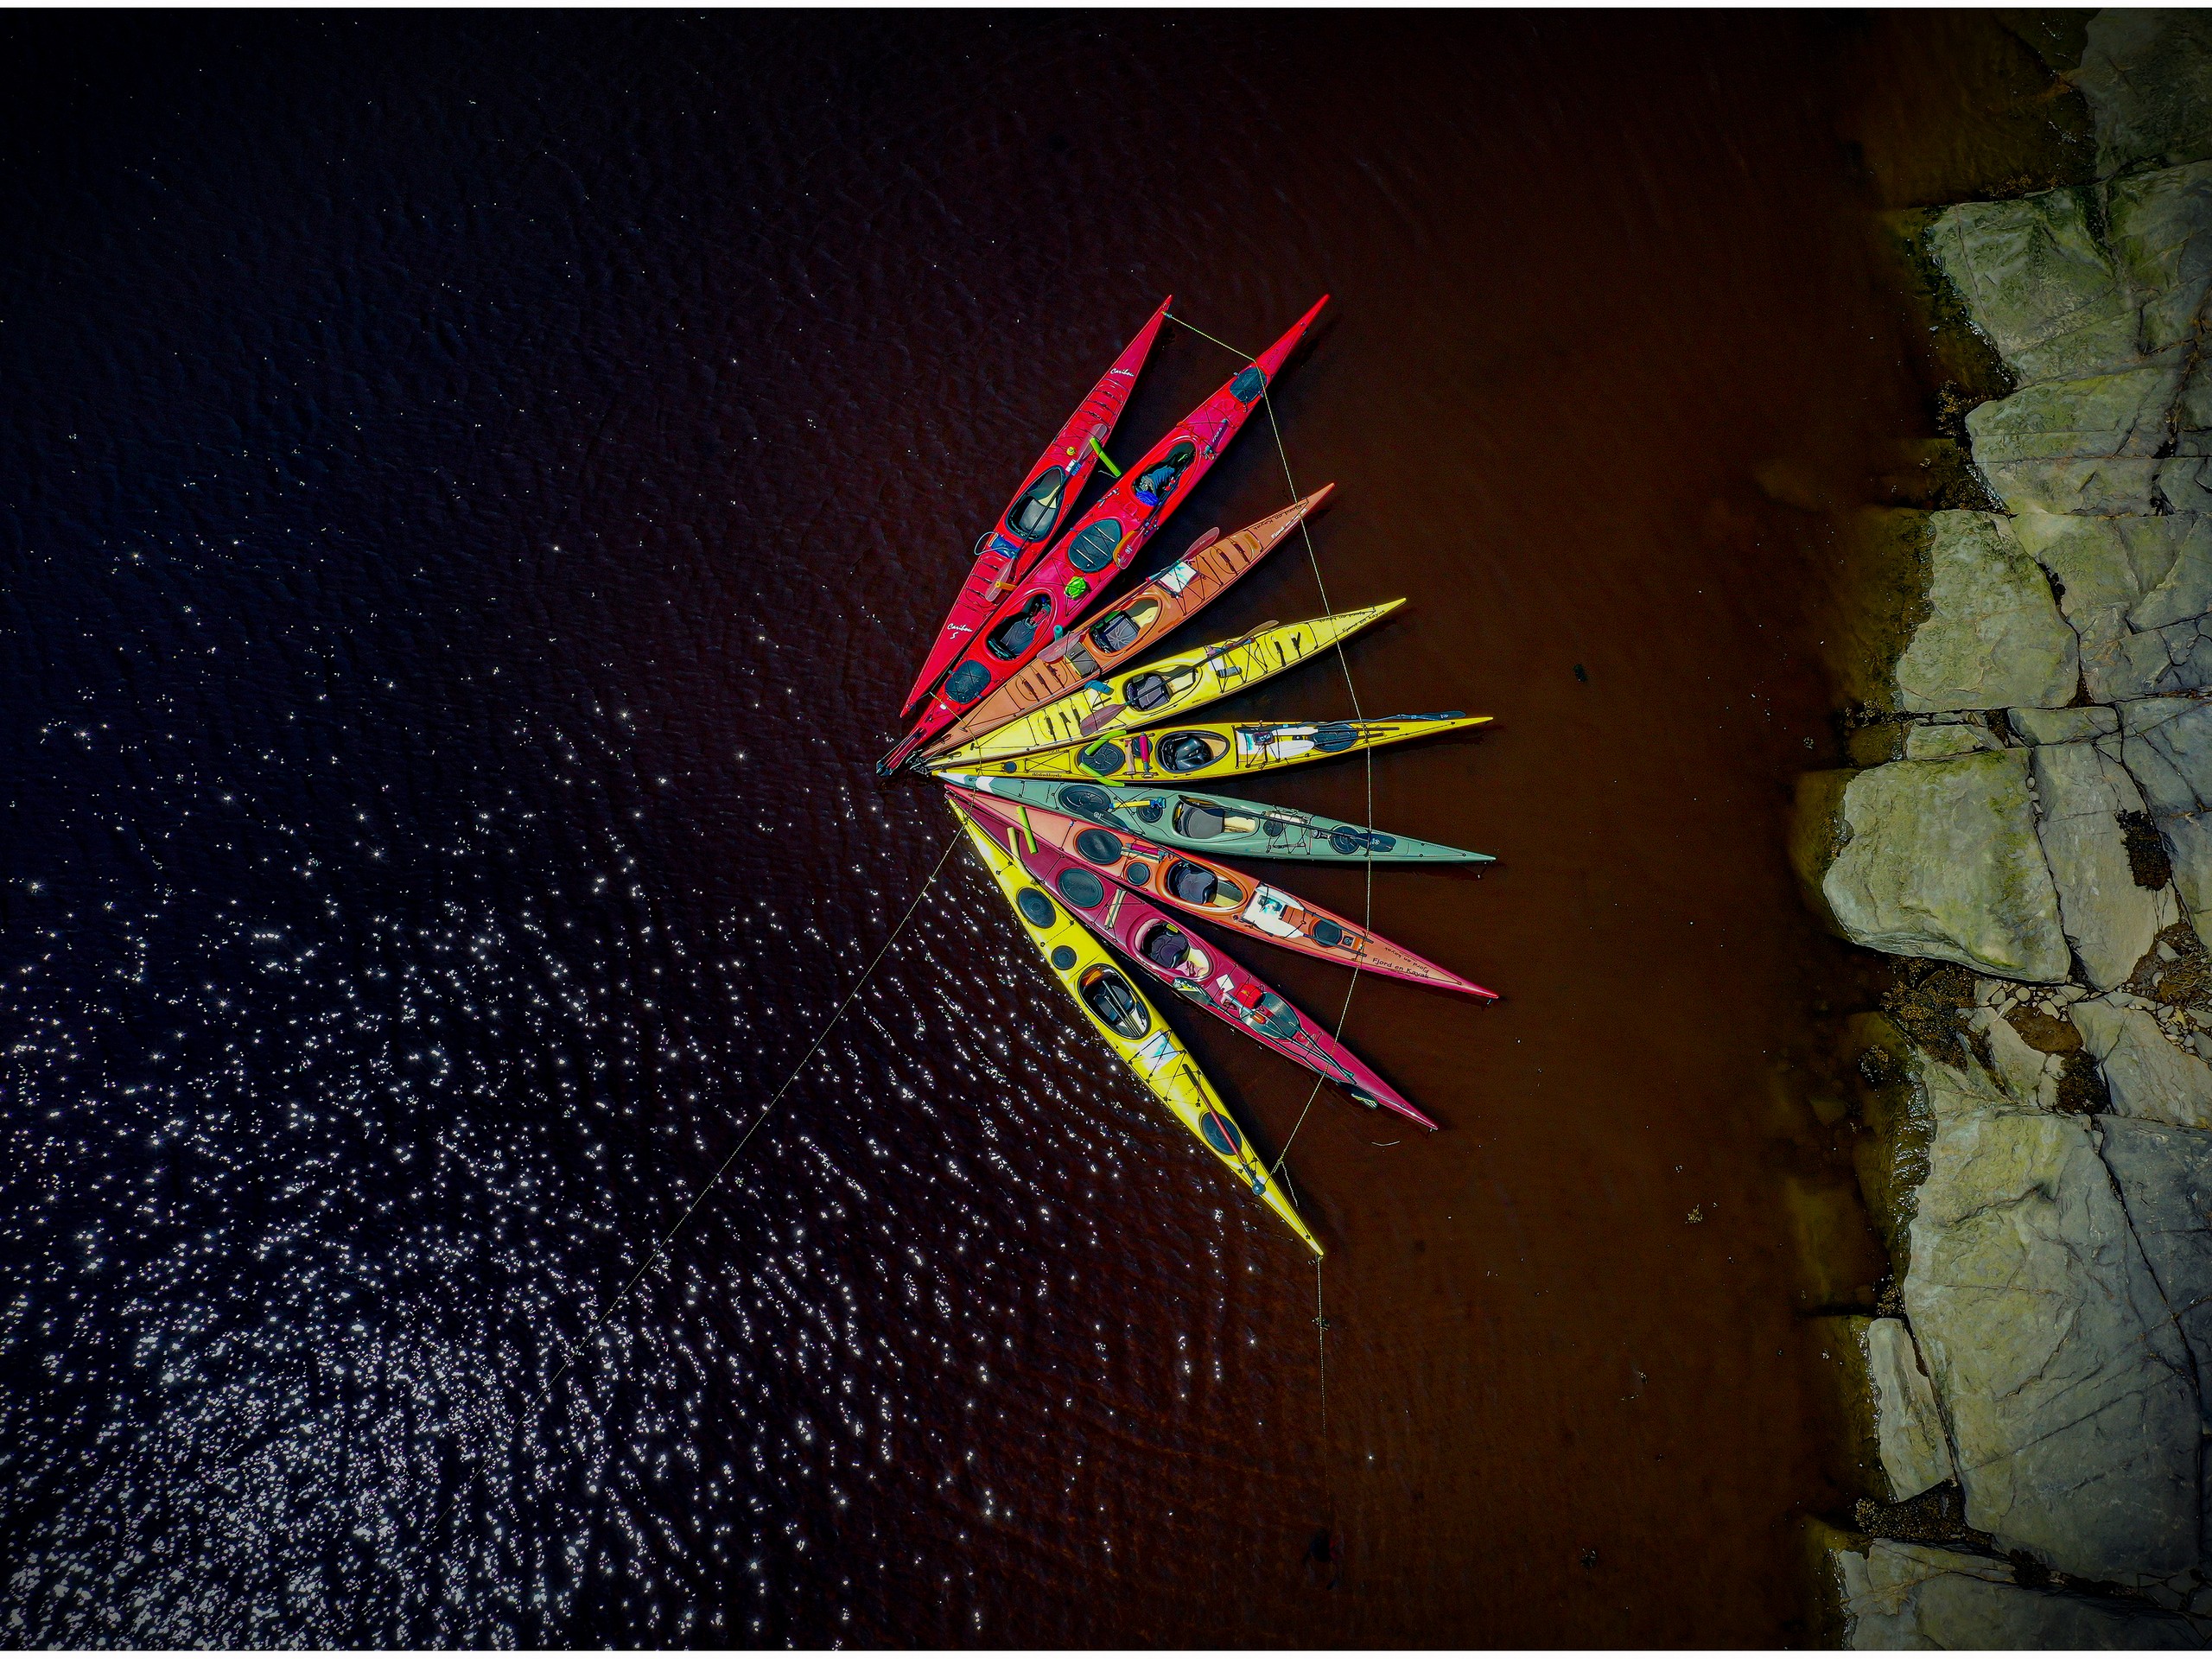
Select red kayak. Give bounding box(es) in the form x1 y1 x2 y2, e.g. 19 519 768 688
944 784 1496 999
900 298 1173 715
959 795 1435 1128
881 296 1328 774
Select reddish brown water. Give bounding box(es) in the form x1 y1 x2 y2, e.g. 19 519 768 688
3 11 2046 1644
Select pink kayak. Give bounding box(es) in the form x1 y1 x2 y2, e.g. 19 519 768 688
944 784 1497 998
881 296 1328 774
959 794 1434 1129
900 298 1173 715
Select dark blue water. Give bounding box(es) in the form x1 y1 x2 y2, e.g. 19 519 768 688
2 12 1951 1644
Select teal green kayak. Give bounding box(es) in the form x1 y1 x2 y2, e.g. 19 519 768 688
931 770 1495 865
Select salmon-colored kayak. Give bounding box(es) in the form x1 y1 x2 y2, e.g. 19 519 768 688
919 488 1333 759
944 785 1497 999
963 794 1435 1128
901 298 1173 715
880 296 1328 774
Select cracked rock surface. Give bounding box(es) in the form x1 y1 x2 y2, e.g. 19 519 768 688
1808 11 2212 1645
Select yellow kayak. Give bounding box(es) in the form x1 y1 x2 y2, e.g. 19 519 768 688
927 601 1405 768
930 710 1490 785
951 798 1321 1256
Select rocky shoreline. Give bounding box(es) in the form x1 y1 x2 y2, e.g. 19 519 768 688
1794 11 2212 1645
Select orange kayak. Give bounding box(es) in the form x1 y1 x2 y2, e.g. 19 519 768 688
920 487 1333 760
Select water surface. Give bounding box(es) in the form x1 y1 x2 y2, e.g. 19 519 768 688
2 12 2005 1644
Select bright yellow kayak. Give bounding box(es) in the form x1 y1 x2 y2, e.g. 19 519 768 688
951 797 1321 1257
928 601 1405 768
930 710 1490 786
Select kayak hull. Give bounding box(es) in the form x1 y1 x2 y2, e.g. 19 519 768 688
931 772 1496 865
927 711 1491 786
947 785 1496 999
882 296 1330 775
965 794 1433 1128
952 798 1321 1255
920 488 1333 759
929 600 1405 769
901 298 1172 715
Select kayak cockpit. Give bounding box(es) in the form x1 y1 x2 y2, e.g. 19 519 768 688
1078 965 1149 1039
1005 466 1067 543
1159 730 1229 772
1164 860 1242 910
1136 919 1208 979
987 592 1056 660
1086 598 1160 656
1121 662 1198 713
1173 798 1261 840
1132 441 1197 508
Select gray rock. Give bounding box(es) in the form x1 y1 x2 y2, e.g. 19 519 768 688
2075 995 2212 1129
2075 10 2212 175
1866 1317 1956 1503
2096 1114 2212 1419
1808 750 2072 982
2159 811 2212 952
1980 454 2212 518
1927 186 2139 382
1905 1102 2203 1581
1892 512 2081 712
2119 696 2212 817
2031 739 2173 988
2108 161 2212 355
2013 515 2212 701
1967 352 2190 468
1904 721 1988 759
1832 1536 2202 1648
2012 703 2121 745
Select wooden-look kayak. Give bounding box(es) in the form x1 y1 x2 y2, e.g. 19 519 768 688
951 798 1321 1255
881 296 1329 774
927 601 1404 769
929 711 1490 786
963 794 1435 1129
946 785 1497 999
901 298 1172 715
920 488 1334 759
931 772 1496 865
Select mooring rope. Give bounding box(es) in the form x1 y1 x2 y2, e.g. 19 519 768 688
1165 308 1375 1173
541 827 963 1400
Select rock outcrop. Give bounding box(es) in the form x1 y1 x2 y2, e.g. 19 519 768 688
1830 1535 2201 1648
1807 11 2212 1646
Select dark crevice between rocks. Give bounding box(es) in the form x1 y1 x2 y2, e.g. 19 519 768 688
2119 810 2177 889
1853 1480 1992 1552
1881 959 1988 1071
